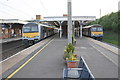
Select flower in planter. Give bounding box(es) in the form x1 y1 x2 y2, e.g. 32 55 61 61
64 43 78 61
64 45 70 58
66 52 79 62
66 57 69 61
66 43 75 53
64 49 67 53
73 53 77 57
64 51 69 59
63 43 79 68
66 51 79 68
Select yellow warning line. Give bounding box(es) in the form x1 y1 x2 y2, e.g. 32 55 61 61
5 38 54 80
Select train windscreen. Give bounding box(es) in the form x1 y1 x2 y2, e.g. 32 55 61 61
23 23 38 33
91 27 103 32
97 27 103 31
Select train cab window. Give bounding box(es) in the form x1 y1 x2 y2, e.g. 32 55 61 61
31 26 38 32
23 23 38 33
23 26 38 33
91 27 97 32
91 27 103 32
97 27 103 31
23 27 31 33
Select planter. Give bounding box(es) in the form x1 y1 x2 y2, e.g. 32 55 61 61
67 61 77 68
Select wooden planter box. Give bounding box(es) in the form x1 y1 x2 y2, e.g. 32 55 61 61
67 61 77 68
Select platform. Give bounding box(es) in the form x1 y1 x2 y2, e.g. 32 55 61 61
1 35 119 79
0 37 22 44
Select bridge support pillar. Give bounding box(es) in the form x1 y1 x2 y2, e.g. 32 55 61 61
79 21 83 38
58 21 63 38
72 21 75 36
68 0 72 44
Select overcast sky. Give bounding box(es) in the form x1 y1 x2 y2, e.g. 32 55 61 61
0 0 119 20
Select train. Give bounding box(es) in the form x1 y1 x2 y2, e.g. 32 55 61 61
22 22 56 45
82 24 103 40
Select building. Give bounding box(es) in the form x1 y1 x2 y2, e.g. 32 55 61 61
0 19 27 39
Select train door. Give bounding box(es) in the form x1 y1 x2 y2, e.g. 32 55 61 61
38 25 41 40
46 27 48 37
44 27 47 38
40 26 44 39
86 28 88 36
88 28 91 36
47 28 49 36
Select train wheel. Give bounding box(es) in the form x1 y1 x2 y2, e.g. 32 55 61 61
99 37 103 41
29 40 34 45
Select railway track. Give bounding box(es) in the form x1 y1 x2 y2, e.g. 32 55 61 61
0 40 27 61
1 44 26 60
0 36 54 61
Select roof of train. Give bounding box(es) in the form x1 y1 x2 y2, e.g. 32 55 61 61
83 24 102 28
24 22 56 28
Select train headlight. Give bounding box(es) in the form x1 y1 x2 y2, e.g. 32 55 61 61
23 36 28 38
34 36 39 38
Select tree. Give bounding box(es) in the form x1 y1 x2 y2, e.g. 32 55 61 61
91 11 119 33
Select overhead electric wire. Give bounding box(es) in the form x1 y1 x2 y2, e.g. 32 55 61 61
23 0 49 17
21 0 47 19
0 6 19 18
22 1 38 15
0 1 33 18
39 0 60 17
0 10 17 17
1 0 57 17
0 8 29 19
39 0 48 13
0 0 58 19
0 8 28 19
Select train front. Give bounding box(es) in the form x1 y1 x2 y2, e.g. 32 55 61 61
91 26 103 40
22 23 40 45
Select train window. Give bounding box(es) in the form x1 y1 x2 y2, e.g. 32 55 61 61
91 27 103 32
23 27 31 33
23 26 38 33
97 27 103 31
91 27 97 31
31 26 38 32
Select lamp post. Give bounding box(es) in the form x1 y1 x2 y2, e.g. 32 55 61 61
67 0 72 44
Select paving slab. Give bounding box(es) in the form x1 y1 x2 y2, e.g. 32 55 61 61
75 37 118 78
11 37 67 78
2 36 118 79
1 36 53 75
